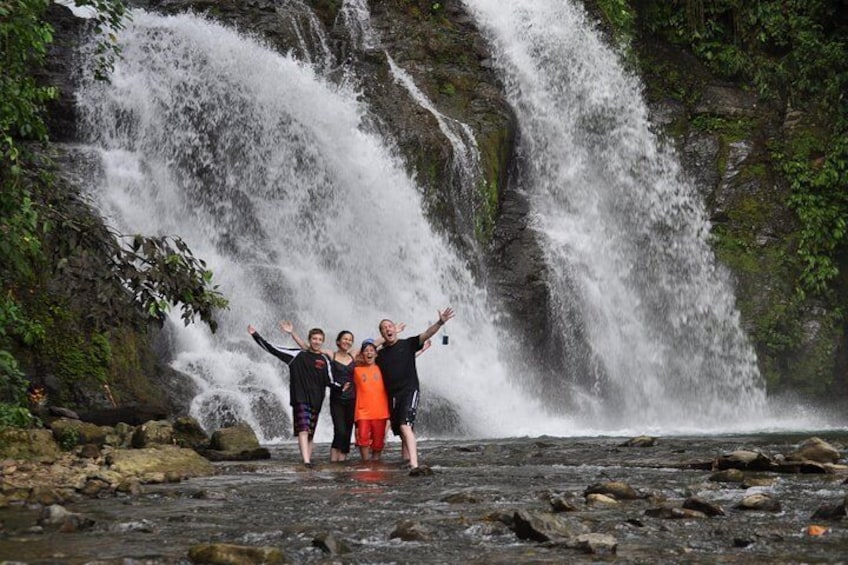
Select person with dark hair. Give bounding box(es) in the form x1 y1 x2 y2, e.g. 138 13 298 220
352 339 389 461
248 323 340 467
280 321 356 462
377 307 454 476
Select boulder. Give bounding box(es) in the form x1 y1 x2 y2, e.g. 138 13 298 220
187 543 287 564
716 450 774 471
787 437 841 464
173 416 210 449
50 418 110 447
106 446 215 479
550 495 581 512
645 506 707 519
210 423 260 452
709 468 744 483
0 429 61 461
619 436 657 448
132 420 175 448
511 510 586 542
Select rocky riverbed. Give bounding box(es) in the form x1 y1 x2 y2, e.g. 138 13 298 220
1 433 847 563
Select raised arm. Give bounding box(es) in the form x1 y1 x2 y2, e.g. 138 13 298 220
419 307 454 345
416 339 432 357
279 320 308 350
248 324 300 364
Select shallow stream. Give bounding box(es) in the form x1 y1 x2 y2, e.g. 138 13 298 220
1 433 847 563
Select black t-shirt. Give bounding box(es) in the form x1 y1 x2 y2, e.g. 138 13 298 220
376 335 424 397
251 332 333 408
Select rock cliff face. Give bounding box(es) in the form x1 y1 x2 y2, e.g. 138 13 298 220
40 0 845 415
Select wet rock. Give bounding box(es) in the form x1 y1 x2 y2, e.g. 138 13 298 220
210 423 260 452
48 406 80 420
173 416 210 449
39 504 95 532
645 506 707 519
28 485 65 506
80 478 110 497
187 543 287 564
810 494 848 521
106 445 215 478
201 447 271 462
484 509 516 527
511 510 586 542
716 450 774 471
741 476 777 488
569 532 618 555
116 478 143 496
584 481 641 500
442 491 480 503
550 495 581 512
585 493 619 506
132 420 175 448
773 460 830 474
683 496 726 516
312 532 350 554
787 437 841 464
390 520 434 542
620 436 657 448
709 469 744 483
735 493 781 512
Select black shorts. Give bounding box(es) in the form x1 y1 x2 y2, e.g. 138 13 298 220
390 389 419 436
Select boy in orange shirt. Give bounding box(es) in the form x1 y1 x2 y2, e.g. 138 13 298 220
353 339 390 461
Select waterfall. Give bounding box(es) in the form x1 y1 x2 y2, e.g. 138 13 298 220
462 0 768 427
75 10 568 442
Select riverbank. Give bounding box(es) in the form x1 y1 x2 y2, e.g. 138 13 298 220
1 434 846 563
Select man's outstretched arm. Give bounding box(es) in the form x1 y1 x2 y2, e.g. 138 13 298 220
419 307 454 345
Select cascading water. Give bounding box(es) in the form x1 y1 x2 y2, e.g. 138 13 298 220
75 10 566 442
462 0 769 428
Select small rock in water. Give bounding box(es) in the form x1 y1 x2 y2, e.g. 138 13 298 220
570 532 617 555
735 493 781 512
312 532 350 554
683 496 726 517
390 520 433 542
585 493 618 506
511 510 586 542
709 469 744 483
644 506 707 519
584 481 640 500
550 495 580 512
620 436 657 448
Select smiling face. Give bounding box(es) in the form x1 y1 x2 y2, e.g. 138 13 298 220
361 343 377 364
307 329 325 352
379 319 397 345
336 331 354 353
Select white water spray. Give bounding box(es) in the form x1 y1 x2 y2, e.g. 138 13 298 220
463 0 769 428
75 11 567 442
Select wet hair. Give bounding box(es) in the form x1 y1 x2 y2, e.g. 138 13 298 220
308 328 324 339
336 330 353 344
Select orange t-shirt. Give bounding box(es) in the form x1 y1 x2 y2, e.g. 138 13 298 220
353 363 390 421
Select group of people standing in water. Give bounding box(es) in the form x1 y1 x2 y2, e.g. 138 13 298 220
247 307 455 476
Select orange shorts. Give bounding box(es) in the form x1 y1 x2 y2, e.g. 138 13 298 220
355 419 387 451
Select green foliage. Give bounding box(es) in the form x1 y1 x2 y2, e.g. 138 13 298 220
56 426 79 450
0 402 33 429
596 0 636 48
781 134 848 297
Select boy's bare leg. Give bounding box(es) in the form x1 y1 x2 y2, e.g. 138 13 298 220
371 450 382 461
297 431 311 464
399 424 418 468
331 447 344 462
359 445 371 461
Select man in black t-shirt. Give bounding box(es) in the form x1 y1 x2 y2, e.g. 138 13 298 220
248 324 337 467
376 307 454 475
